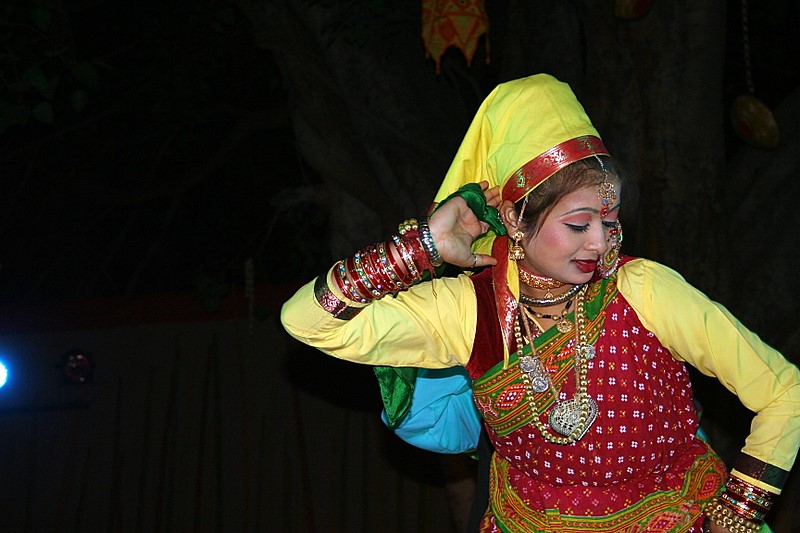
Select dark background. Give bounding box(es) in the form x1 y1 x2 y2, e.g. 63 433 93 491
1 0 798 307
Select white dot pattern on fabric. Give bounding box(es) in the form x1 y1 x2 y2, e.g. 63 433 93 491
481 290 702 517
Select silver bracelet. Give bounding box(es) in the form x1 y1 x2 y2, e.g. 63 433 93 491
418 217 443 267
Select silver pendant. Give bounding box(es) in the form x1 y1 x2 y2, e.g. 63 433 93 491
519 356 550 393
530 376 549 393
575 342 596 360
548 396 598 439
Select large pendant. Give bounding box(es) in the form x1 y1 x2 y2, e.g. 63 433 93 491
548 396 598 440
575 342 596 360
519 355 550 393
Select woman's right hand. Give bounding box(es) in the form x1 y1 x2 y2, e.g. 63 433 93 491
428 181 501 269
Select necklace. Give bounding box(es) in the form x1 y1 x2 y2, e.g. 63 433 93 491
515 285 597 445
521 299 574 334
519 283 583 307
518 266 565 298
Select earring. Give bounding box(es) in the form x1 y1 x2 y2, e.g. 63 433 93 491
509 229 526 261
509 196 529 262
598 221 623 278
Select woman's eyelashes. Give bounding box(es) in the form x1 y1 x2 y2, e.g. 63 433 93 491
565 220 618 233
566 223 590 233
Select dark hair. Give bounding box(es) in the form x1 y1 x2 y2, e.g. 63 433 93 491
516 155 638 235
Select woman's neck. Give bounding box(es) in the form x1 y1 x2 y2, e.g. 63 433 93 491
519 282 582 307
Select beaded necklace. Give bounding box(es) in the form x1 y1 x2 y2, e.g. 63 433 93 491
518 283 583 307
515 284 598 445
521 299 574 334
518 266 565 298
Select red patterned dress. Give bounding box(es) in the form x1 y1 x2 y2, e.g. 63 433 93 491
466 267 726 532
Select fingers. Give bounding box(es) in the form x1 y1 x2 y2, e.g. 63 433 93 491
485 187 501 207
469 252 497 268
477 181 502 207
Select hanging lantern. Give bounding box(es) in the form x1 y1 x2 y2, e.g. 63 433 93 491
731 0 780 149
421 0 489 73
732 94 780 149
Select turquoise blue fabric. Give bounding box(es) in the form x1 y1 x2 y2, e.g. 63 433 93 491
380 367 482 454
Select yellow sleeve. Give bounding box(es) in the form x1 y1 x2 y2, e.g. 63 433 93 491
280 268 478 368
617 258 800 478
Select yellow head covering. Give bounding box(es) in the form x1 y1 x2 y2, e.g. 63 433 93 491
432 74 608 363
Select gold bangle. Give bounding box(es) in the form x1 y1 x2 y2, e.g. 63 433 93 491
703 498 762 533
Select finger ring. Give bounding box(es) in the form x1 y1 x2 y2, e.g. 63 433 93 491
471 253 478 268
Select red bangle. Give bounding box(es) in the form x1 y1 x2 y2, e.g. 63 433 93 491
377 241 410 289
337 260 369 303
384 238 417 286
361 245 394 293
719 492 766 521
401 228 434 275
314 275 364 320
353 250 381 298
345 256 374 302
392 234 421 281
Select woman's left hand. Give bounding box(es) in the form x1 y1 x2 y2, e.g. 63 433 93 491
428 181 501 268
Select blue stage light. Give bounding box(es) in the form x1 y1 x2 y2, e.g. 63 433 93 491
0 359 8 389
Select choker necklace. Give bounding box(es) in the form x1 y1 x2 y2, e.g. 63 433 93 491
518 267 565 298
521 299 574 334
515 284 598 445
519 283 583 307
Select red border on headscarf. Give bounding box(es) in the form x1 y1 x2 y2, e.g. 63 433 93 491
501 136 608 203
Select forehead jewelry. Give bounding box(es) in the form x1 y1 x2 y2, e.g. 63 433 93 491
596 156 617 218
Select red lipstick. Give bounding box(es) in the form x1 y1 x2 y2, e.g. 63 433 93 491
573 259 597 273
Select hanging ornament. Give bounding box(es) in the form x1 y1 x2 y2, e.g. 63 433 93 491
614 0 653 20
731 0 780 149
421 0 489 74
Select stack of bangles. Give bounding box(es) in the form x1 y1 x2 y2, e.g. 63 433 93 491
703 475 774 532
314 217 443 319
